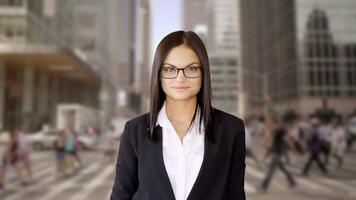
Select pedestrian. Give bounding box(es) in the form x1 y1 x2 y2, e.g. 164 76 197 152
64 129 79 175
245 119 260 168
330 118 346 168
289 119 305 155
346 116 356 152
302 118 328 176
318 122 331 165
71 130 82 169
0 131 23 188
259 116 296 192
17 127 32 184
54 130 67 179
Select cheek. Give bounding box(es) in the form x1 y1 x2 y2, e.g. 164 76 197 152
193 77 202 91
161 79 171 93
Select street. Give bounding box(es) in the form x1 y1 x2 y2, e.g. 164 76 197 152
0 146 355 200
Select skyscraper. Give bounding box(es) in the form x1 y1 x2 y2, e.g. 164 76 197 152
183 0 241 116
239 0 356 118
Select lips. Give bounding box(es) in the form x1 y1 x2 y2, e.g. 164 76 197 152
172 86 190 89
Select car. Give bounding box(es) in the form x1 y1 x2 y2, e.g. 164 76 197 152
28 130 60 150
77 134 97 150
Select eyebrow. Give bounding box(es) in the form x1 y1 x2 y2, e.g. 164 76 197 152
161 61 200 67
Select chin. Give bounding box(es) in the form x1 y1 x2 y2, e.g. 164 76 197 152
167 93 197 101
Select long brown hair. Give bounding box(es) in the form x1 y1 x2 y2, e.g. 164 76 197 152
149 30 214 141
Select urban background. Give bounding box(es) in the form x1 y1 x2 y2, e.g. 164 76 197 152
0 0 355 200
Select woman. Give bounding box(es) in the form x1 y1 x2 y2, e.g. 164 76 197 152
0 131 23 188
110 31 246 200
54 130 67 179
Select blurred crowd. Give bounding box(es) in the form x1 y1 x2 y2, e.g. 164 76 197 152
1 112 355 194
0 124 118 190
245 114 355 192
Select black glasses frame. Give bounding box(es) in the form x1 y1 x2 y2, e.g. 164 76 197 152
159 64 203 79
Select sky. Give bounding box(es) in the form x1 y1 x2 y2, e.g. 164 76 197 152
151 0 182 55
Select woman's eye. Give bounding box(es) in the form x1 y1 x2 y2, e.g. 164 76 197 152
188 66 198 71
163 67 175 72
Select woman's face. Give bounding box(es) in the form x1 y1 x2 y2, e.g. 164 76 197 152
160 44 202 101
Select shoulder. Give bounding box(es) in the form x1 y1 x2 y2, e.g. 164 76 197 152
211 108 245 152
123 113 149 138
125 112 149 128
120 113 150 150
212 107 245 129
211 108 245 143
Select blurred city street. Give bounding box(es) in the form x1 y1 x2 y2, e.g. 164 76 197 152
1 0 356 199
0 142 355 200
0 146 116 200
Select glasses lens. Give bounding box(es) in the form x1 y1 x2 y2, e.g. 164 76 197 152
184 66 201 78
161 66 177 78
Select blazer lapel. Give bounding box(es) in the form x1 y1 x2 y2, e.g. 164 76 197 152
186 131 212 200
152 125 176 200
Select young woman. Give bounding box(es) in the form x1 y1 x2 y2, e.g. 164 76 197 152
0 131 23 188
110 31 246 200
54 130 67 179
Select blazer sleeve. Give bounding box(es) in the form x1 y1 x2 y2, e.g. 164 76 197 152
225 119 246 200
110 121 138 200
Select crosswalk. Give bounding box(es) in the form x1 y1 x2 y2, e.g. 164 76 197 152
0 152 116 200
0 151 355 200
244 152 356 199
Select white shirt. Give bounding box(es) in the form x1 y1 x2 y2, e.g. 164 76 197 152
156 101 205 200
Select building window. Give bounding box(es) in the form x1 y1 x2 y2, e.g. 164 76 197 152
333 70 339 86
333 90 339 96
331 45 337 57
325 71 330 86
309 70 315 86
347 71 353 86
317 71 323 86
0 0 22 6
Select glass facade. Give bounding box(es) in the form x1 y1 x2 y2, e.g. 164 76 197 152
0 0 100 131
0 0 75 47
297 0 356 98
240 0 356 117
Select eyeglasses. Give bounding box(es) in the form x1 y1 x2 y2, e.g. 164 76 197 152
159 64 203 79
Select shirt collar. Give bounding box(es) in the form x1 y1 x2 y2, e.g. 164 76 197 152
156 101 203 132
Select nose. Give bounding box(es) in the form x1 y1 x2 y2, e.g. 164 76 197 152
176 69 186 81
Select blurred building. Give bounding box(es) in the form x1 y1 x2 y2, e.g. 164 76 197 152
0 0 100 132
182 0 210 44
183 0 209 32
116 0 151 116
239 0 356 119
209 50 239 115
209 0 240 116
183 0 241 116
73 0 120 131
135 0 151 113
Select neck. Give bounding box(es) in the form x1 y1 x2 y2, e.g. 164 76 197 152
165 97 197 123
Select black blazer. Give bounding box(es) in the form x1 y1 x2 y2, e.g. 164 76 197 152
110 108 246 200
